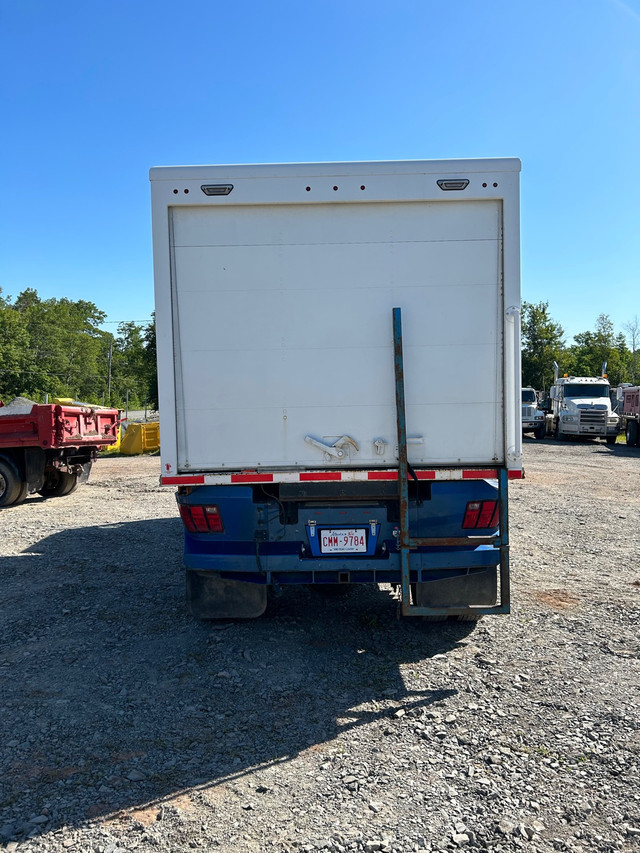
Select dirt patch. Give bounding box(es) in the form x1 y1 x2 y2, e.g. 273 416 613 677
531 588 581 610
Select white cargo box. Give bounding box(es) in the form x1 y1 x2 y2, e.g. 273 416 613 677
150 159 521 477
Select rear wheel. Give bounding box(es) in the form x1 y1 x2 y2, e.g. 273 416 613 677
0 459 23 508
534 422 546 439
626 420 639 447
12 480 28 506
38 470 78 498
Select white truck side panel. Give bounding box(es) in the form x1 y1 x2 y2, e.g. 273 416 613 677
150 159 521 475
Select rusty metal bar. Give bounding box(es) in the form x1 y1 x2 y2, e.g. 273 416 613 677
497 465 511 613
392 307 510 618
392 307 412 611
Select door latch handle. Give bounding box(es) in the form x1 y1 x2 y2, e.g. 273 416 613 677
304 435 360 459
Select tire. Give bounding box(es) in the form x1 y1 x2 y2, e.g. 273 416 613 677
38 470 78 498
0 458 23 508
605 435 617 445
626 420 639 447
12 480 28 507
534 423 546 439
554 420 566 441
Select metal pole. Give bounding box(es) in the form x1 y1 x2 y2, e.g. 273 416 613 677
392 308 411 611
107 340 113 403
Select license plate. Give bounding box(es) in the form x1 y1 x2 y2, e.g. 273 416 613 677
319 528 367 554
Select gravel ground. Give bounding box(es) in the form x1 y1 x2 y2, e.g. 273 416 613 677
1 439 639 853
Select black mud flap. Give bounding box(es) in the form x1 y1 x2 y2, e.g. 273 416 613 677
414 568 497 608
78 461 93 485
186 570 267 620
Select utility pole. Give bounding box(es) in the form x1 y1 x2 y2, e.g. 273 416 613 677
107 340 113 403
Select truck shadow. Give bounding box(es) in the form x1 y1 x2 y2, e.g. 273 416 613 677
0 517 476 842
594 443 638 457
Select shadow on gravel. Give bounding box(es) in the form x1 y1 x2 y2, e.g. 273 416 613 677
1 517 473 842
528 436 638 457
593 443 639 458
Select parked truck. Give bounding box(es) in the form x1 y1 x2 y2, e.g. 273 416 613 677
521 387 546 439
548 363 618 443
150 157 522 620
0 398 119 507
618 385 640 446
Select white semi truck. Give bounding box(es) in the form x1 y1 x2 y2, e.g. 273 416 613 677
549 363 618 443
150 158 522 620
521 387 546 439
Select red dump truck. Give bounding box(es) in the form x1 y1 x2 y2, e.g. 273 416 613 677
0 398 119 507
620 385 640 447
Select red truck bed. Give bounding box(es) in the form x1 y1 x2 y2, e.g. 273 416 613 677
0 404 119 450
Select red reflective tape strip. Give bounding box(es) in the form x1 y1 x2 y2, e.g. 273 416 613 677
462 469 498 479
162 476 205 485
367 471 398 481
300 472 342 481
230 473 274 483
415 470 436 480
508 469 523 479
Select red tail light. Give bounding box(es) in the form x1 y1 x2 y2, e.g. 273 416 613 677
179 504 224 533
462 500 499 529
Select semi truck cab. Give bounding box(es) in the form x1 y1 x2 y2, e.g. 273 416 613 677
549 365 618 443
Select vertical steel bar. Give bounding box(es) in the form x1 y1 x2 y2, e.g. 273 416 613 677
498 466 511 612
392 307 411 611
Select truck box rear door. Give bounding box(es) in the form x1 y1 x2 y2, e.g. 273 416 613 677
170 197 504 471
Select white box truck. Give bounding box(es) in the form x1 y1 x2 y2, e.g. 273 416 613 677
150 158 522 620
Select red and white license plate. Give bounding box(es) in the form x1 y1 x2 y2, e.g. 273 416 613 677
320 528 367 554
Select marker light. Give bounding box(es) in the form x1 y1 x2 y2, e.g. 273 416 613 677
201 184 234 196
437 179 469 191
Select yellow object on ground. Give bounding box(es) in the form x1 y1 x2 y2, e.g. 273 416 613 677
119 422 160 455
101 425 123 454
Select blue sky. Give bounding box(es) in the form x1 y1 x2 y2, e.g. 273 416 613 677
1 0 638 344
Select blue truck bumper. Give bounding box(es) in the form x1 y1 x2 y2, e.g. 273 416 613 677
177 479 501 587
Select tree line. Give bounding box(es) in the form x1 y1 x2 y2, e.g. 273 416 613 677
0 288 157 409
522 302 639 392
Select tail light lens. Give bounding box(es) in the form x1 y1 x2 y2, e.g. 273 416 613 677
179 504 224 533
462 500 499 529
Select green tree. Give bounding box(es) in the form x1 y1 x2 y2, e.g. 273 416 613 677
109 319 157 410
570 314 630 386
623 316 639 383
12 289 108 401
521 301 566 391
0 289 35 400
108 322 146 408
143 315 158 410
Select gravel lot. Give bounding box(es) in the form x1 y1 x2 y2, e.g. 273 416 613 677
1 440 639 853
